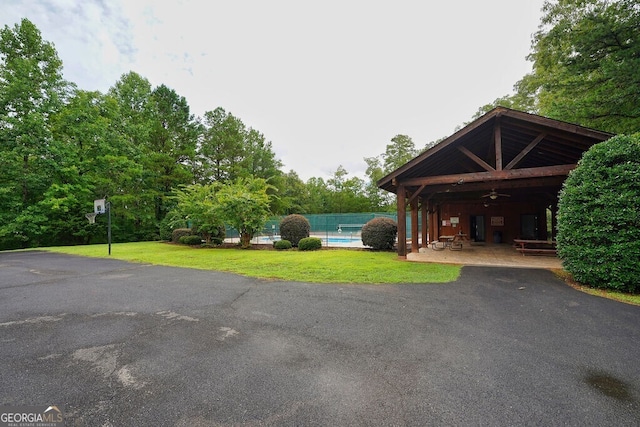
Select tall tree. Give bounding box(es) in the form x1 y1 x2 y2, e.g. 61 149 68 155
146 84 198 220
243 128 283 180
529 0 640 133
198 107 246 183
278 170 309 214
326 165 350 213
52 90 137 190
49 89 143 244
0 19 69 204
364 156 393 211
383 134 417 173
241 127 285 214
340 175 371 213
475 0 640 133
0 18 71 247
305 177 331 214
326 166 371 213
108 72 158 238
361 135 418 212
108 72 153 149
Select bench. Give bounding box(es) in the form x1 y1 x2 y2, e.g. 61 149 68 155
513 239 557 256
515 247 557 255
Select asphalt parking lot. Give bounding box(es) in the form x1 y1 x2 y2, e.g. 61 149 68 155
1 250 639 426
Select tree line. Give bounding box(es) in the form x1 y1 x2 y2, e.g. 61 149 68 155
0 19 416 249
2 0 638 249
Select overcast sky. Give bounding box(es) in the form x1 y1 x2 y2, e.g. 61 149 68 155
2 0 545 181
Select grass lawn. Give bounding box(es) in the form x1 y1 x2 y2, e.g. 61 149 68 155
43 241 461 284
553 270 640 306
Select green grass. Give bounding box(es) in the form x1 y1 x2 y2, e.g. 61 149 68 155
43 242 461 284
554 270 640 306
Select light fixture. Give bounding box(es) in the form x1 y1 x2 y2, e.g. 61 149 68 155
490 193 498 200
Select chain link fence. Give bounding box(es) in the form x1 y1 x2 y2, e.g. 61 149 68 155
226 212 421 247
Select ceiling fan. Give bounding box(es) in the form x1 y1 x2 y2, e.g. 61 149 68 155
481 189 511 200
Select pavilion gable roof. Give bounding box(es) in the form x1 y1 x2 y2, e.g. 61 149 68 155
377 107 614 194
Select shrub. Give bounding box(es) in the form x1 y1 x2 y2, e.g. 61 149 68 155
179 235 203 246
298 237 322 251
279 214 310 247
172 228 193 243
196 225 226 245
273 239 292 250
361 217 398 250
557 134 640 293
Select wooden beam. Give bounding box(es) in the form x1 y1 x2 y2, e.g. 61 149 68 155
421 201 428 248
419 176 566 195
430 208 438 243
400 164 576 187
396 185 406 258
494 118 503 171
411 197 419 253
406 184 425 206
457 147 495 172
504 132 547 170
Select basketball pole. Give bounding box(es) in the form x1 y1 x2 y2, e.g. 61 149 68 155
107 201 111 256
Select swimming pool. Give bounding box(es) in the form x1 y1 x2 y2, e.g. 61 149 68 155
249 234 364 247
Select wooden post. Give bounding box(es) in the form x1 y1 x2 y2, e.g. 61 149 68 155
421 200 428 249
397 184 407 258
427 201 438 244
551 202 558 240
411 197 419 253
494 117 503 171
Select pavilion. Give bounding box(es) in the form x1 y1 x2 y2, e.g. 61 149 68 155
377 107 614 258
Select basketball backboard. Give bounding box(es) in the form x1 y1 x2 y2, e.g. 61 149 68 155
94 199 106 214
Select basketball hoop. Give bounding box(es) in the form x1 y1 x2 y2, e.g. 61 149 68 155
85 212 97 224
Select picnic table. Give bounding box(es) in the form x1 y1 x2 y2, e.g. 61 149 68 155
513 239 557 256
431 233 467 251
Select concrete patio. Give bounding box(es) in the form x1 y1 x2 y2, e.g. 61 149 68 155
407 242 563 270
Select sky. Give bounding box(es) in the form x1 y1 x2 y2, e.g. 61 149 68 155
2 0 546 181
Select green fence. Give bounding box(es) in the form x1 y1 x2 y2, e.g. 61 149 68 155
225 212 422 245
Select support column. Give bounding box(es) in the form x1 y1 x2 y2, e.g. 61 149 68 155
421 200 428 249
397 184 407 258
411 197 419 253
551 202 558 240
494 116 503 171
428 202 438 243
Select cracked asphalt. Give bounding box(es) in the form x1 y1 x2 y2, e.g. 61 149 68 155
1 250 639 426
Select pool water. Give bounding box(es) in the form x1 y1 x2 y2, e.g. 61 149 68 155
253 235 362 246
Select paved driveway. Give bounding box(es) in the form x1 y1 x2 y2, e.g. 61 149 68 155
1 251 638 426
